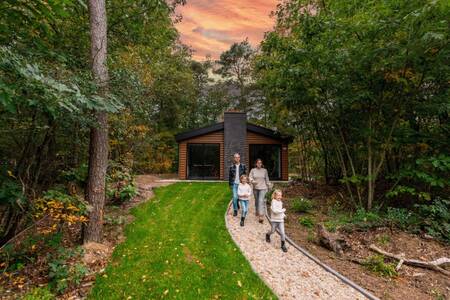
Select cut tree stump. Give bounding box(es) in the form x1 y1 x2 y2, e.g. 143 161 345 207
316 224 348 255
369 244 450 276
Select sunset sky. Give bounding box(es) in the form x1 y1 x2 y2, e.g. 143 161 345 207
175 0 278 61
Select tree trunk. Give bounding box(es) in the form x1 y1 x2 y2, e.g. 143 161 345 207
84 0 109 244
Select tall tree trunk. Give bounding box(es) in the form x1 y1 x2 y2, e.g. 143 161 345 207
367 115 374 210
84 0 109 243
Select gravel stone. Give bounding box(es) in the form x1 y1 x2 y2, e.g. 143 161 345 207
225 201 368 300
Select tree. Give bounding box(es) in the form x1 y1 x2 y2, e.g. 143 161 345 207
256 0 450 209
216 39 255 112
84 0 109 243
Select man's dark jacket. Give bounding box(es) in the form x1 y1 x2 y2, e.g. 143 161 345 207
228 163 247 186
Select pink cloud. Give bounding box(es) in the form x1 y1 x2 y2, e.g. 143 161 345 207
175 0 278 60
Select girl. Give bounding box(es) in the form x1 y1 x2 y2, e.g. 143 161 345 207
265 189 288 252
249 158 272 223
237 174 252 226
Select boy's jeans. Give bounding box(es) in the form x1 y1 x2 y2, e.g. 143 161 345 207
239 199 249 218
232 183 239 212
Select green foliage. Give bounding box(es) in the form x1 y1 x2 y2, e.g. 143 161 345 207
60 164 88 187
415 198 450 243
38 189 87 216
306 228 316 242
0 47 122 115
362 255 398 278
385 207 416 230
291 197 314 213
299 216 315 228
376 234 391 246
351 208 382 225
0 176 26 208
387 155 450 201
106 163 138 205
256 0 450 209
21 287 55 300
47 247 87 294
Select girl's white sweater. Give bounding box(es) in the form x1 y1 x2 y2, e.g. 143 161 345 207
270 199 286 222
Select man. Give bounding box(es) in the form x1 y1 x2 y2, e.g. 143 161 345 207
228 153 247 216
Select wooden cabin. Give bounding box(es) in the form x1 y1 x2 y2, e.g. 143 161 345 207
175 112 293 181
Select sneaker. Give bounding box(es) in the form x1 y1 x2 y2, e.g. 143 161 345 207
265 233 271 243
240 217 245 227
281 241 288 252
233 210 237 217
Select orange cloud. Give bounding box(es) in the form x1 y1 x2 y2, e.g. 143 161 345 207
175 0 278 61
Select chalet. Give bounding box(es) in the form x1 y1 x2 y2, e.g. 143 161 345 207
175 112 293 181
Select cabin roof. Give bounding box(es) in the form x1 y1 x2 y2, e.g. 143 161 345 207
174 122 293 143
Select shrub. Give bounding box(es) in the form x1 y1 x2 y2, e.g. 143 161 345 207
299 216 315 228
47 247 88 294
415 198 450 243
351 208 382 224
291 198 313 213
60 164 88 187
306 229 316 242
385 207 415 230
34 189 87 235
362 255 397 277
21 287 55 300
376 234 391 245
106 162 138 205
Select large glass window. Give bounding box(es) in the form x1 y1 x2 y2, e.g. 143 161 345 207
187 143 220 179
249 144 281 180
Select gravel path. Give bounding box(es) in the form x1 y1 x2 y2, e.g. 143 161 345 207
226 200 368 300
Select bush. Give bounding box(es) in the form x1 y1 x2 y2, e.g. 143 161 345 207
415 198 450 243
34 189 87 235
299 216 315 228
21 287 55 300
60 164 88 187
362 255 397 277
291 198 313 213
385 207 416 230
47 247 88 294
106 162 138 205
376 234 391 245
351 208 382 224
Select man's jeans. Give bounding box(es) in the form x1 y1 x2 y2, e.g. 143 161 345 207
232 183 239 212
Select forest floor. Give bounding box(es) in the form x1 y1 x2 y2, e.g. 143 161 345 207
0 175 171 299
281 182 450 300
88 182 275 299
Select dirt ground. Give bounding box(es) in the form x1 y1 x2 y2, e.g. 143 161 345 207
281 183 450 300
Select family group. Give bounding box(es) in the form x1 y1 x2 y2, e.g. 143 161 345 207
229 153 288 253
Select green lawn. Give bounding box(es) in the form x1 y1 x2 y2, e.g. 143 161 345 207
89 183 275 299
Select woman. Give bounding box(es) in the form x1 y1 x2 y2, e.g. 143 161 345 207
249 158 272 223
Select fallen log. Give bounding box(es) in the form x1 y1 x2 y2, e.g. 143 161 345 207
369 244 450 276
316 224 349 255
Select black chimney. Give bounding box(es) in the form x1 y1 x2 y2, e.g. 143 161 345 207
224 111 247 177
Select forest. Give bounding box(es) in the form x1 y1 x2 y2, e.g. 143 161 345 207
0 0 449 298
